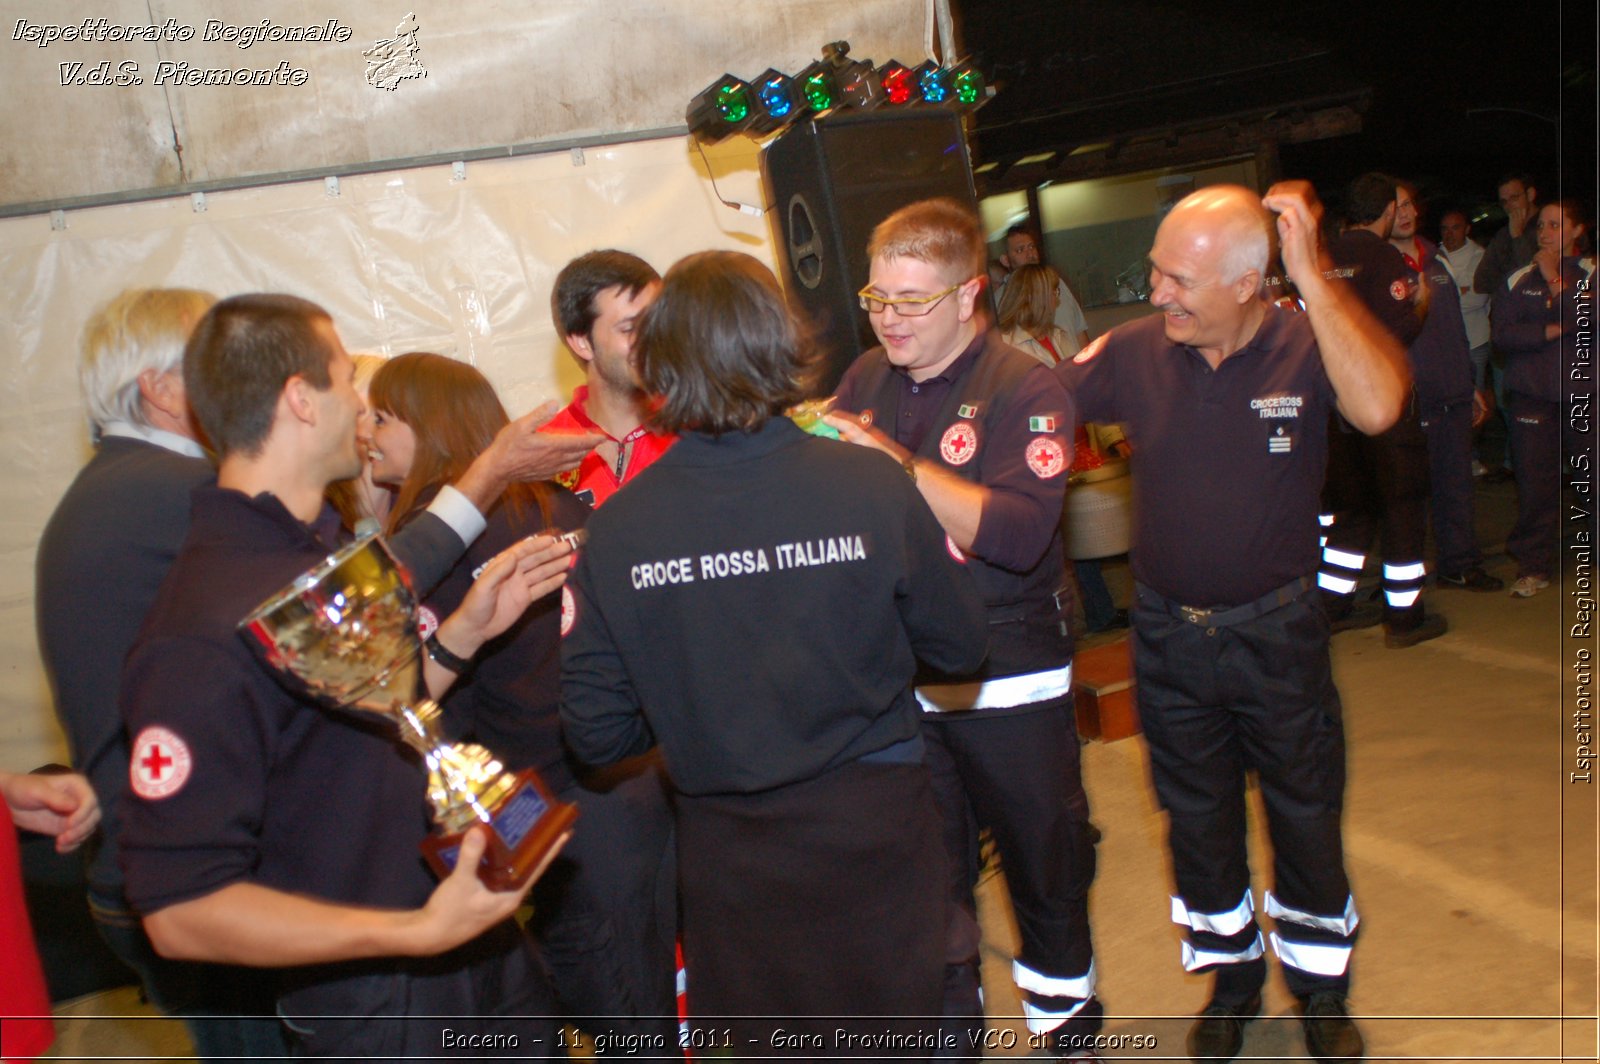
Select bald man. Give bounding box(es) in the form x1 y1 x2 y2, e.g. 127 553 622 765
1057 183 1407 1064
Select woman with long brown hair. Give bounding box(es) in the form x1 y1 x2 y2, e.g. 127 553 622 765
367 351 676 1044
370 352 564 770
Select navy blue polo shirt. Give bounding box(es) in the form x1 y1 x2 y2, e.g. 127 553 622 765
414 485 590 793
885 334 985 453
1057 309 1334 608
1329 228 1422 348
835 331 1075 574
120 486 437 916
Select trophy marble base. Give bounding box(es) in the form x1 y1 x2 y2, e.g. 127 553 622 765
420 770 578 891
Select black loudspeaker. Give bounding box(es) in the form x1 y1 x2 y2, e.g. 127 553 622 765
762 110 978 392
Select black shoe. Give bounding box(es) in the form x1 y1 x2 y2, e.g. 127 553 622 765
1089 608 1130 632
1186 994 1259 1062
1385 612 1447 649
1437 567 1505 592
1327 600 1383 633
1301 991 1364 1062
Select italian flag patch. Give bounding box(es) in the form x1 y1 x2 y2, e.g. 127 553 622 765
958 404 979 418
1029 416 1056 433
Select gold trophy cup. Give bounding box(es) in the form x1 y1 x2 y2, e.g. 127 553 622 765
239 534 576 890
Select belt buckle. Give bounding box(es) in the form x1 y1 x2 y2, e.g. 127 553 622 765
1178 604 1212 624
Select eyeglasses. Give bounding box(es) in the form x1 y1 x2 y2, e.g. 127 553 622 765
857 281 966 316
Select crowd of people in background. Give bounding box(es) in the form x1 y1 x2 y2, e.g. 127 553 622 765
3 167 1591 1064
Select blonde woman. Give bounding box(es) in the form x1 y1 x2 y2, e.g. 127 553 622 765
998 263 1081 364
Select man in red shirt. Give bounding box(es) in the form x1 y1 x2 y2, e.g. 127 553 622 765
545 251 671 507
541 250 680 1041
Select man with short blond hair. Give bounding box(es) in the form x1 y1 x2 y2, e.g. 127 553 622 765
827 197 1100 1060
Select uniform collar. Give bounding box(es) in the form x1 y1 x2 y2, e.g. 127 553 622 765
1173 304 1284 367
667 416 808 466
190 483 343 553
891 329 988 386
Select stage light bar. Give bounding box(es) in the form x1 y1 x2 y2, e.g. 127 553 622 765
686 45 989 144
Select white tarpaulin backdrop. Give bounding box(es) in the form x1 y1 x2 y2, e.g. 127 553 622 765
0 133 774 770
0 0 933 210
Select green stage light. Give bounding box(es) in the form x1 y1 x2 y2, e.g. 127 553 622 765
687 74 754 143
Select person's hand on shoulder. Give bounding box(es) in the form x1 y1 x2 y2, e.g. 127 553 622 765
441 531 581 650
452 401 604 510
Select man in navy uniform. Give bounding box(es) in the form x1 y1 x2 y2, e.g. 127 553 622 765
825 199 1101 1060
117 293 576 1057
1057 183 1408 1064
1318 173 1444 648
1386 181 1502 593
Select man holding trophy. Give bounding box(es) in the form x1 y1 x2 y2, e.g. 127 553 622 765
117 294 576 1057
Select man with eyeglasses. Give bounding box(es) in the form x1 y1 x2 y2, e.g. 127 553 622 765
824 198 1101 1061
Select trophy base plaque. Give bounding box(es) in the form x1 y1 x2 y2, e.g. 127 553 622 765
420 770 578 891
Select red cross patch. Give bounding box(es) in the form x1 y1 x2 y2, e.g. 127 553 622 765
416 605 440 641
560 586 576 637
1073 334 1109 364
939 422 979 466
1025 437 1067 479
129 727 193 800
1389 278 1411 301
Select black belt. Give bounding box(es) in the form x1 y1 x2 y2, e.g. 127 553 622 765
1137 576 1315 628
